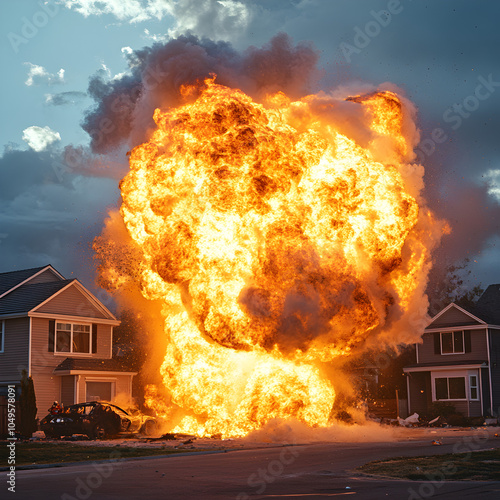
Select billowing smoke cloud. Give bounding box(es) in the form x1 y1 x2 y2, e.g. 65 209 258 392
83 34 320 154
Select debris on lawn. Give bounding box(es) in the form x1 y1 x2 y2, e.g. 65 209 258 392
398 413 419 427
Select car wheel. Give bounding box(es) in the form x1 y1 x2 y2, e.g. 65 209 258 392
91 425 106 439
142 420 157 436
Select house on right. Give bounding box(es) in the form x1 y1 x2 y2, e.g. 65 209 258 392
404 284 500 418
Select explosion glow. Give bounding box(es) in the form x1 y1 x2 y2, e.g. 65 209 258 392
97 76 445 437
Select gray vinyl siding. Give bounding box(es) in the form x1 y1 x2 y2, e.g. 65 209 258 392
0 317 30 382
28 269 62 285
428 307 482 329
489 329 500 415
60 376 75 406
445 400 481 417
418 329 488 365
36 285 108 319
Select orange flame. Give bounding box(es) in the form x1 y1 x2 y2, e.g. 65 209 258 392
98 77 444 437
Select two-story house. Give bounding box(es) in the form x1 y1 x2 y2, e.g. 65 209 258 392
0 265 136 420
404 284 500 418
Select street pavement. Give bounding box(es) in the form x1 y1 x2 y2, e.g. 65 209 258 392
9 428 500 499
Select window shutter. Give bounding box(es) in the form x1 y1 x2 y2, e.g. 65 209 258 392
434 333 441 355
48 320 55 352
92 324 98 354
464 331 471 353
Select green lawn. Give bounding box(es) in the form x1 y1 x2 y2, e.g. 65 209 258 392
2 441 205 466
358 448 500 481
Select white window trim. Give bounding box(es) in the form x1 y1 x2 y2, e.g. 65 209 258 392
0 320 4 353
469 374 479 401
431 369 479 402
440 330 465 355
434 376 467 401
54 321 93 356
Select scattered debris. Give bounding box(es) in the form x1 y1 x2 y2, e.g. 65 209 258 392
63 434 90 441
431 440 442 446
31 431 46 440
398 413 419 427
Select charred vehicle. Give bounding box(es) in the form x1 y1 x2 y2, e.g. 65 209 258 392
40 402 157 438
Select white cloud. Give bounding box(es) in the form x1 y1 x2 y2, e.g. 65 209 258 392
22 126 61 152
60 0 172 22
485 169 500 201
24 63 65 86
143 29 168 43
60 0 252 39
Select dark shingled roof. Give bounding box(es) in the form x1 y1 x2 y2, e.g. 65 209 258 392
0 266 50 296
0 279 74 315
54 357 132 372
472 284 500 325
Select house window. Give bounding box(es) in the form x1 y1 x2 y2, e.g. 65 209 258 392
469 375 479 400
440 331 464 354
55 323 91 354
86 382 114 402
435 376 466 400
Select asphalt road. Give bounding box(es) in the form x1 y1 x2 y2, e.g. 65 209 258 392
8 429 500 500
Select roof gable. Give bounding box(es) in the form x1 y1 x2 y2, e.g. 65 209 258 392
0 280 74 316
33 281 112 320
426 303 485 330
0 266 117 322
0 265 64 298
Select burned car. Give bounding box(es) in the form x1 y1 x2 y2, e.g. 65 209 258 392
40 402 157 438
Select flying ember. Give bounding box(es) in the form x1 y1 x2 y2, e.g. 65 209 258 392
98 76 443 437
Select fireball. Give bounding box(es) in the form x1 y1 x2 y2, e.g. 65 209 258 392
98 77 442 437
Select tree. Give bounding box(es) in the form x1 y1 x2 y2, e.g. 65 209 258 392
19 370 37 438
426 258 484 316
112 309 148 372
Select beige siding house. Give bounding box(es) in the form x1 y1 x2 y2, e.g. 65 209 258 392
0 265 136 419
404 284 500 418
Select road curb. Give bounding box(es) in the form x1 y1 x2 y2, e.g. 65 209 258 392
0 448 231 471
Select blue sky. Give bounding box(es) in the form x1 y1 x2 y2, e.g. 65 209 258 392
0 0 499 295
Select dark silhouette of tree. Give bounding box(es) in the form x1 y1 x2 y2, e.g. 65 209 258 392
113 309 147 371
426 258 484 316
19 370 37 438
